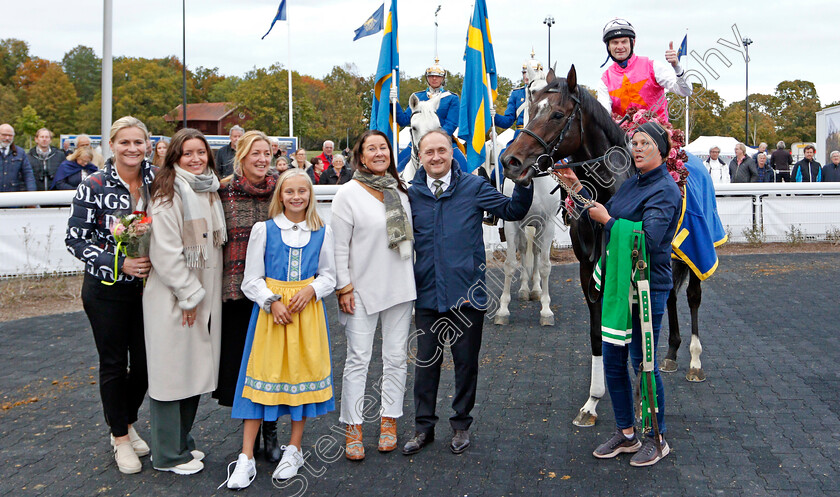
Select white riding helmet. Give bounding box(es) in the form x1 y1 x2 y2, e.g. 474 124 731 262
602 18 636 43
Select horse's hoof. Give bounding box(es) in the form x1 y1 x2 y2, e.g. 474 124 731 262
518 290 530 300
539 315 554 326
686 368 706 382
530 291 541 301
660 358 678 373
494 315 509 325
572 410 596 427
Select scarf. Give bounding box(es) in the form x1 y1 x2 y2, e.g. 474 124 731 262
220 173 276 300
173 166 227 268
53 159 99 188
353 170 413 259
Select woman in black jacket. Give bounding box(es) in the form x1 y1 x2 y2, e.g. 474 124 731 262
318 154 353 185
65 116 156 475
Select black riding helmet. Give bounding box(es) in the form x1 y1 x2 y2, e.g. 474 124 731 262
601 18 636 65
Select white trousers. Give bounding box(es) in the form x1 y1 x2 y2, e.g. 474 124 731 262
338 296 413 425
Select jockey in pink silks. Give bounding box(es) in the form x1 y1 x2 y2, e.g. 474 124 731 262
596 18 692 123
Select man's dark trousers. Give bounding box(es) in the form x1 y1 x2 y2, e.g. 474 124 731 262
413 306 485 435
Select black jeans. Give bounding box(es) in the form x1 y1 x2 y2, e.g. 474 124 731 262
413 306 485 434
82 274 148 437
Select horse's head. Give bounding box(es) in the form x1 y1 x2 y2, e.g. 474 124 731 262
501 65 584 186
409 93 442 152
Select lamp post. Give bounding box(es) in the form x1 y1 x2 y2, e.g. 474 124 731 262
742 36 752 145
543 16 554 68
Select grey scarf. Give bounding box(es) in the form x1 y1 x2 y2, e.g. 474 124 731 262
353 170 413 258
173 166 227 268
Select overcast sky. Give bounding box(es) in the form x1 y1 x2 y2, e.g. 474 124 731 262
5 0 839 108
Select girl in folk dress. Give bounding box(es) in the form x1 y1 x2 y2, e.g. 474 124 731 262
223 169 336 489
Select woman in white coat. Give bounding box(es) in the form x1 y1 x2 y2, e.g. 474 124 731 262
332 130 415 460
143 128 225 475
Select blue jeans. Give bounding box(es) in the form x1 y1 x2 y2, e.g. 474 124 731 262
602 289 668 435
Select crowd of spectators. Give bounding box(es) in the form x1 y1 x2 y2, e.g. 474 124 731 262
0 121 354 193
702 140 839 185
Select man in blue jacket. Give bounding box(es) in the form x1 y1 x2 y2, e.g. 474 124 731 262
402 130 533 456
0 123 36 192
392 60 468 172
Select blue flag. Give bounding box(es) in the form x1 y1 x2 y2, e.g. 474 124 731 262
457 0 497 173
262 0 287 40
369 0 399 142
677 35 687 59
354 4 384 41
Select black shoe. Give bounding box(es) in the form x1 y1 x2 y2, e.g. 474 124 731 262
262 420 282 463
402 432 433 456
483 214 498 226
450 430 470 454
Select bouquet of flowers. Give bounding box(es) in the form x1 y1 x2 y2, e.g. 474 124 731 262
613 104 690 196
111 211 152 257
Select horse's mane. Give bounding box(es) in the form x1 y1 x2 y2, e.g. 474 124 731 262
541 77 627 148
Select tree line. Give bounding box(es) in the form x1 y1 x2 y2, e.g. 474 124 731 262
0 38 832 150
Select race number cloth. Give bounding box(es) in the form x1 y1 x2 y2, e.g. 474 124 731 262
602 55 668 122
594 219 648 347
670 152 727 280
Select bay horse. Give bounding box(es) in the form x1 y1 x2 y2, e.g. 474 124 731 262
500 65 708 427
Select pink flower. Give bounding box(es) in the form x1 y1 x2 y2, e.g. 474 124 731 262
668 148 678 160
113 224 126 237
670 171 680 182
676 160 684 168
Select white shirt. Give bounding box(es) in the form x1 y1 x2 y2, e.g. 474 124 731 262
241 213 336 311
704 157 730 185
0 146 9 156
597 58 693 115
331 181 416 314
426 168 452 194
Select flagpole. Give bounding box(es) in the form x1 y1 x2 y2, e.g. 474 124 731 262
684 27 689 142
486 71 500 193
391 69 398 157
287 18 294 137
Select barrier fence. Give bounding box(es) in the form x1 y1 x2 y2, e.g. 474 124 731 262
1 184 839 278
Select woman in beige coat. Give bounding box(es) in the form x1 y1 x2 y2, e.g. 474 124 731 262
143 128 225 475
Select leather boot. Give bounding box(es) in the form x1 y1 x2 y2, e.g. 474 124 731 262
345 424 365 461
262 420 281 463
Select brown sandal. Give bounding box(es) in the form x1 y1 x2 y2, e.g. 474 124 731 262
378 417 398 452
345 424 365 460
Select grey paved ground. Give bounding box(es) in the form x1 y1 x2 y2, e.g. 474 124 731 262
1 253 839 496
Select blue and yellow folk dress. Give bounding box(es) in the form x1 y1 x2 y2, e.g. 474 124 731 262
231 218 335 421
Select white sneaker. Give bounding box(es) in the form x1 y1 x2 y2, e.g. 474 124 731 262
154 457 204 475
219 453 257 490
272 445 304 480
114 441 142 474
110 427 150 457
191 450 205 461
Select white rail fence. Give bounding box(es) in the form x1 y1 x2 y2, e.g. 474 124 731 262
1 184 839 278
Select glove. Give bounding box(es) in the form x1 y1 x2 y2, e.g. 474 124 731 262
490 105 497 118
390 85 398 102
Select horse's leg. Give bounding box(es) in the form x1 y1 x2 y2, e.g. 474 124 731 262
660 287 681 373
518 225 535 300
494 223 518 326
573 270 604 427
685 272 706 382
537 227 554 326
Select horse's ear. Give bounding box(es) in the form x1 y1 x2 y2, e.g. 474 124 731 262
546 68 556 83
567 65 577 94
409 93 420 111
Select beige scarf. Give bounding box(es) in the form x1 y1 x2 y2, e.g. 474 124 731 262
173 166 227 268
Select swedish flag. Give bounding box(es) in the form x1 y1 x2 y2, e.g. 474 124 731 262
369 0 399 142
457 0 497 173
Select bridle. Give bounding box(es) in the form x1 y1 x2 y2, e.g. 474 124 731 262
520 91 583 177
